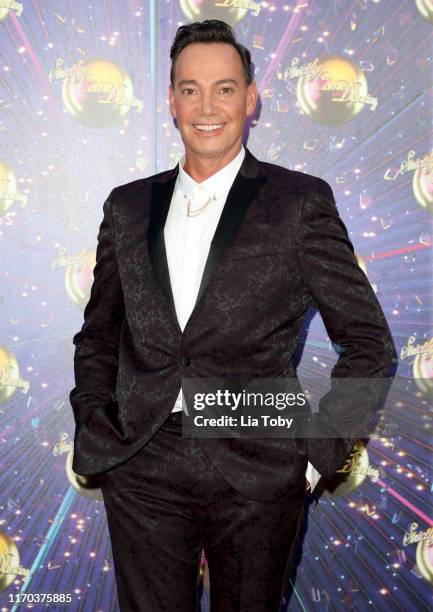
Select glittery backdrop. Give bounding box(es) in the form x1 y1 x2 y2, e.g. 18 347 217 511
0 1 432 610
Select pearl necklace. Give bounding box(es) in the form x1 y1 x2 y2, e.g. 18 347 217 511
184 192 217 217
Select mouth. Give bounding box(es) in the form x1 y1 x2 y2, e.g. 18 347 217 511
192 123 226 135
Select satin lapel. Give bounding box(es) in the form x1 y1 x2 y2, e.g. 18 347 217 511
147 167 179 316
194 171 266 309
146 146 267 330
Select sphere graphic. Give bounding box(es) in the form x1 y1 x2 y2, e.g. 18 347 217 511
413 350 433 399
65 250 96 309
416 0 433 23
417 537 433 585
179 0 248 26
0 532 21 591
0 346 20 404
0 162 17 216
62 58 134 128
412 164 433 213
323 440 370 497
297 55 370 126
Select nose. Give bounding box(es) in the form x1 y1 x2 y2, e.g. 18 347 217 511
199 90 217 116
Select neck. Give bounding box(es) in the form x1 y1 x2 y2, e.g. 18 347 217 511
183 143 242 183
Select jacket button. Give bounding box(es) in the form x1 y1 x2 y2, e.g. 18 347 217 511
180 355 190 367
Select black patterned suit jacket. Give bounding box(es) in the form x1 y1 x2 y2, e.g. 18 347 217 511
69 145 395 502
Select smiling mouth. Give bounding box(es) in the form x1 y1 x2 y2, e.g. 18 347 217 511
192 123 225 133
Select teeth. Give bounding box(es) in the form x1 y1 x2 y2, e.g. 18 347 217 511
194 124 224 131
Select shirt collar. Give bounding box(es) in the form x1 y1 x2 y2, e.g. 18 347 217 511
177 144 245 201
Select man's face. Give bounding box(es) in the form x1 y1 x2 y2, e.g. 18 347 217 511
168 42 258 164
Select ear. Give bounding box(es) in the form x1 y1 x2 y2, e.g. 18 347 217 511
246 80 258 117
168 84 177 120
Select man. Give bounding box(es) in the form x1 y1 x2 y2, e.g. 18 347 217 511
70 20 395 612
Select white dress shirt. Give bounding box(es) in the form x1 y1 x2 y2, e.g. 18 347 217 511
163 144 321 493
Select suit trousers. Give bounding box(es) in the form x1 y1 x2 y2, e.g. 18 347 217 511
98 410 306 612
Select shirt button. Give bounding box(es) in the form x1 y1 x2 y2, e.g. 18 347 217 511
180 355 190 367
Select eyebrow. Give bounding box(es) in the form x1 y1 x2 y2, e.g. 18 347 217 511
177 78 238 87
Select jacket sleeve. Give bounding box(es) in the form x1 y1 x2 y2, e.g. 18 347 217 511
69 189 125 425
296 179 396 479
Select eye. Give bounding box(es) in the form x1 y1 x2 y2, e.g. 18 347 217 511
181 88 196 95
220 87 234 94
